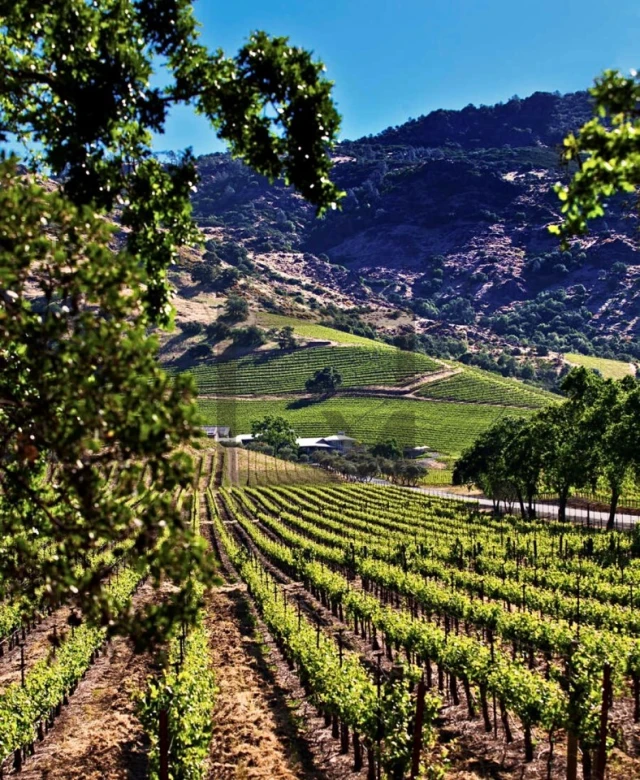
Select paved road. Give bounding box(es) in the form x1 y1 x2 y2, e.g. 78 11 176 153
370 478 638 530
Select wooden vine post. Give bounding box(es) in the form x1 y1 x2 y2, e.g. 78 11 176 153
159 708 169 780
566 641 579 780
595 663 612 780
410 675 426 779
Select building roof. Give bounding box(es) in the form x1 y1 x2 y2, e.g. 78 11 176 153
296 438 333 449
201 426 230 436
230 432 353 449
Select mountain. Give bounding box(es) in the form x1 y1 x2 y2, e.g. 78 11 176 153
175 89 640 371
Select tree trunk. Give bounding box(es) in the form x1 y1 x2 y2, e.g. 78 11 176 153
353 732 363 771
558 488 569 523
527 490 536 519
517 490 527 520
607 487 620 531
499 700 513 743
581 743 592 780
480 686 492 732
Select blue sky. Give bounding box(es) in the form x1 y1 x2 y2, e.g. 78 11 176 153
154 0 640 156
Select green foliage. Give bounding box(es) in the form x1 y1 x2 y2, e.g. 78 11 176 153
551 70 640 241
454 367 640 525
199 396 531 454
416 367 555 408
183 344 439 394
0 565 142 763
0 0 344 645
305 365 343 394
224 295 250 322
138 601 216 780
256 313 389 347
230 325 266 347
371 438 403 461
0 3 343 318
0 161 211 641
564 353 634 381
276 325 297 350
251 415 297 454
453 418 531 509
212 491 441 778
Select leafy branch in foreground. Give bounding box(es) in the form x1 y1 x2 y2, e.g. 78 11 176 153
0 159 213 645
0 1 344 321
0 0 343 644
551 68 640 241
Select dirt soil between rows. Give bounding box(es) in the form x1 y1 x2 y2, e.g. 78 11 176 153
14 585 156 780
205 585 307 779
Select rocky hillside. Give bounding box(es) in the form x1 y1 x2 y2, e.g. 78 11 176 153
178 90 640 366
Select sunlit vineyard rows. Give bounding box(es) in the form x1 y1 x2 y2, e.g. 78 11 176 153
199 396 531 452
6 444 640 779
255 313 394 347
208 478 640 778
416 366 556 408
185 345 440 395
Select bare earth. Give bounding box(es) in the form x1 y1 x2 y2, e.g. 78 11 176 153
14 586 155 780
206 585 302 780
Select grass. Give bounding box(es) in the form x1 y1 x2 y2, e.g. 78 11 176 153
421 469 454 486
231 447 337 487
186 345 440 395
198 396 532 455
256 313 393 348
415 366 556 408
563 353 635 380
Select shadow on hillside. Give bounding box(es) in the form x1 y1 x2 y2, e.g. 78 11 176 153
158 330 190 358
176 281 207 299
287 395 328 410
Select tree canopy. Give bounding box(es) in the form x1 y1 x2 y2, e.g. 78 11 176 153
0 0 342 644
454 367 640 526
251 415 297 454
0 0 343 321
305 366 343 395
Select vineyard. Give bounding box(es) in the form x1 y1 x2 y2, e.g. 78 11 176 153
5 444 640 779
198 396 532 453
415 366 556 408
186 345 440 396
208 479 640 779
255 313 390 347
220 444 339 487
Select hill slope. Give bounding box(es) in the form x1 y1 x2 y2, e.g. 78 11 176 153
181 89 640 366
184 318 553 455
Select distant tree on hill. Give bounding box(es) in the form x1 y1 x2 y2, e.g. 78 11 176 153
191 262 219 286
356 459 379 482
276 326 297 350
251 416 296 455
454 366 640 524
206 241 255 274
205 321 231 343
305 366 343 395
393 461 427 486
230 325 266 347
224 295 250 322
453 418 526 513
392 333 420 351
